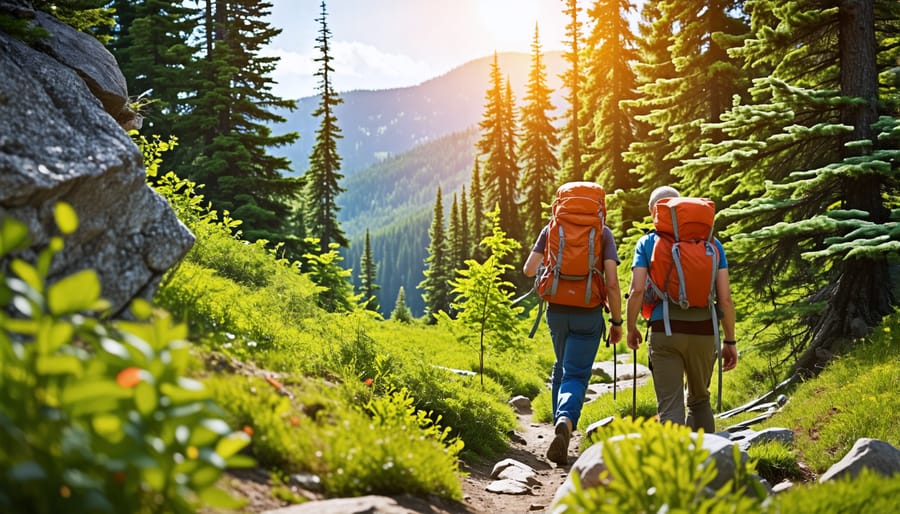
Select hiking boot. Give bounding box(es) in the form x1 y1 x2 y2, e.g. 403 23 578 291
547 418 572 465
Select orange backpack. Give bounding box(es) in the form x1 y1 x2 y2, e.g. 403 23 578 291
642 197 719 334
536 182 608 309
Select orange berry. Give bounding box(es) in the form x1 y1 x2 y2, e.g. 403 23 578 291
116 367 142 388
290 416 300 426
242 425 254 436
364 378 374 386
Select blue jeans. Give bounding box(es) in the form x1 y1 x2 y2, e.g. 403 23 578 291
547 308 605 429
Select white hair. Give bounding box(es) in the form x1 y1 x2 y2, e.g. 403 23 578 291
649 186 680 208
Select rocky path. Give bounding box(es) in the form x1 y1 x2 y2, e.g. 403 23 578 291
458 410 580 513
457 355 651 513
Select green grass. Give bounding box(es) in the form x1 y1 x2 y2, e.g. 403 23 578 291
759 314 900 472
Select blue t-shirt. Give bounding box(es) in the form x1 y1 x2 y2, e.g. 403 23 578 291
632 232 727 322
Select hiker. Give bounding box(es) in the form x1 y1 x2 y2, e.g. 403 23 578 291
523 182 623 466
624 186 738 433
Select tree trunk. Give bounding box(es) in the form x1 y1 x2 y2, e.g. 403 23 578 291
795 0 892 374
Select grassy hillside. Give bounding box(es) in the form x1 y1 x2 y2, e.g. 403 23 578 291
3 170 897 512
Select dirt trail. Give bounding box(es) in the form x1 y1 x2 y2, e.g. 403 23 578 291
458 410 580 513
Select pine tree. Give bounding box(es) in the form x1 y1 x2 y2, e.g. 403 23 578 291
476 53 521 244
440 207 525 384
581 0 639 196
178 0 303 258
469 158 486 260
519 23 559 239
358 229 380 312
559 0 585 182
660 0 748 192
448 193 464 272
108 0 199 140
303 0 349 254
622 0 678 201
680 0 900 373
459 186 471 265
419 186 453 323
390 286 413 323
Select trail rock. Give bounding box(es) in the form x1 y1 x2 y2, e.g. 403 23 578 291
819 438 900 483
263 494 451 513
509 395 532 413
550 432 750 513
486 479 531 495
491 458 534 479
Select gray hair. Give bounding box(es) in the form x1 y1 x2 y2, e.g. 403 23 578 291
649 186 680 208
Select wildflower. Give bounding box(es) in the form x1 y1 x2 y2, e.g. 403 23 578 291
59 485 71 498
364 378 374 387
186 446 199 459
290 416 300 426
116 367 142 388
242 425 254 436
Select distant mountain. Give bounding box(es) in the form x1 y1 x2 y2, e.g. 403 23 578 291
287 51 567 317
278 51 566 176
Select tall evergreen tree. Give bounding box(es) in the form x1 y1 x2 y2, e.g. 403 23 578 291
581 0 639 195
109 0 199 140
660 0 748 192
476 53 520 244
303 0 349 254
680 0 900 373
448 193 464 272
623 0 678 197
559 0 586 182
419 186 453 323
179 0 303 257
469 158 486 260
519 23 559 239
358 229 380 312
459 186 471 264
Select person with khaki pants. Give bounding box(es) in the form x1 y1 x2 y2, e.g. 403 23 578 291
624 186 738 432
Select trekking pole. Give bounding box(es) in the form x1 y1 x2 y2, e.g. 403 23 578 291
609 332 616 401
632 347 637 419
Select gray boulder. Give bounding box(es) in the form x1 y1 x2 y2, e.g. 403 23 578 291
819 438 900 483
1 8 193 315
550 431 754 513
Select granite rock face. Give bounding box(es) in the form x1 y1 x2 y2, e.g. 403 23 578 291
0 4 194 315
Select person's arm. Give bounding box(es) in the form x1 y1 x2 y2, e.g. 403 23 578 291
604 259 623 344
625 267 647 350
523 251 542 278
716 268 738 371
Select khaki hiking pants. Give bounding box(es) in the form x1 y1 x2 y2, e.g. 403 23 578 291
648 330 716 433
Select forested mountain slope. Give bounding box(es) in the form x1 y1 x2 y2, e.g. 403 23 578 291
341 129 480 316
278 51 565 175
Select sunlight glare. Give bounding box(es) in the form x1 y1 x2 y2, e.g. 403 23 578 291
477 0 540 50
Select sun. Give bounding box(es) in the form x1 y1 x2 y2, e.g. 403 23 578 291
476 0 540 51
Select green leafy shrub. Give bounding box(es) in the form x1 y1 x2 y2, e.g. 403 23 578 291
0 207 249 513
206 376 464 500
560 418 766 513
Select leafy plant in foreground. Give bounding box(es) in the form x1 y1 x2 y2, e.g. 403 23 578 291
0 205 250 513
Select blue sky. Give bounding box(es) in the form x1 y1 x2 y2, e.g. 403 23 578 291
263 0 573 100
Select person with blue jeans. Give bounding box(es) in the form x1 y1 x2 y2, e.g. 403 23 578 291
523 224 623 465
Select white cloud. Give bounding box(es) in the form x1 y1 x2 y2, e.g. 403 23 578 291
262 41 440 100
